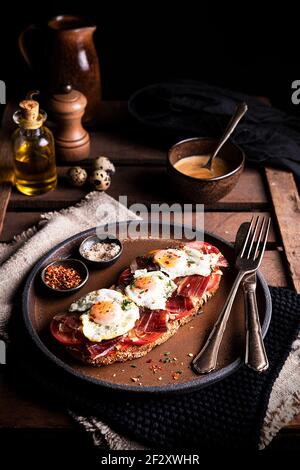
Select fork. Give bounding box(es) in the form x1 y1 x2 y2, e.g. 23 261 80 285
192 216 271 374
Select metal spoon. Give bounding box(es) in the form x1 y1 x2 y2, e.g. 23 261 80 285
201 102 248 173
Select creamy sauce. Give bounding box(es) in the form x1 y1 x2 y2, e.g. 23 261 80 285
174 155 231 179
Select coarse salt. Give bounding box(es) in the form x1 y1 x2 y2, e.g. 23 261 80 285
82 242 120 261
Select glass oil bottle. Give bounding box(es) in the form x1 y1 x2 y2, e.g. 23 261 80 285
12 91 57 196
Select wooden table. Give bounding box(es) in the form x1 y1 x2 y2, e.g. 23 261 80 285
1 101 300 452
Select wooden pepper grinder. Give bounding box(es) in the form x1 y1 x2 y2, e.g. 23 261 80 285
49 84 90 162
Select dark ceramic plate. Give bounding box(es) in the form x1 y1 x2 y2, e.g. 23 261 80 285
22 222 272 395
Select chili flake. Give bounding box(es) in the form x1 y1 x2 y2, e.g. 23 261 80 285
149 364 162 374
44 265 82 290
172 372 181 381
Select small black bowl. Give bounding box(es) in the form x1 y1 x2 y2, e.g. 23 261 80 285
41 258 89 294
79 234 123 268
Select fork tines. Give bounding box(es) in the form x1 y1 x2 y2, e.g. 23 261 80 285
239 215 271 264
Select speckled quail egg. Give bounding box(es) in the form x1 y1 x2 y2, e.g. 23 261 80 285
68 166 87 187
93 156 116 175
90 169 111 191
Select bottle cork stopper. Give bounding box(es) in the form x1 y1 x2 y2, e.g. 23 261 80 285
19 91 40 122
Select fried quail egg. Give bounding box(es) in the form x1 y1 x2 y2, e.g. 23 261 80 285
125 269 177 310
69 288 121 312
153 246 219 279
70 289 139 342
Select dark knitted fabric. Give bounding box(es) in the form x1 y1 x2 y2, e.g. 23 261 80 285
9 287 300 450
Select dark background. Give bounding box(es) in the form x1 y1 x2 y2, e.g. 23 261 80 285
0 1 299 114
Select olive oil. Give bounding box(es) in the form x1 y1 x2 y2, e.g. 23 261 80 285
12 92 57 196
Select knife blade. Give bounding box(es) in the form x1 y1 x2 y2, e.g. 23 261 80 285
235 222 269 372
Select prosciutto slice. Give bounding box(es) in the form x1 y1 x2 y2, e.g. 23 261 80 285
177 274 211 299
166 295 195 319
122 309 168 345
135 308 169 335
130 256 157 273
86 337 121 360
118 267 133 286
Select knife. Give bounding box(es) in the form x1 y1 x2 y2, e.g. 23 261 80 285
235 222 269 372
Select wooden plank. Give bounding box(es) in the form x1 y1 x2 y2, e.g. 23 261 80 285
260 250 288 287
89 129 166 165
165 211 277 244
0 212 41 242
8 167 268 211
7 100 164 166
205 212 276 244
0 209 285 285
3 101 165 167
0 182 11 235
1 210 277 244
0 103 16 236
265 168 300 293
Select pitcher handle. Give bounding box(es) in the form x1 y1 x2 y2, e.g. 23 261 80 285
18 24 42 68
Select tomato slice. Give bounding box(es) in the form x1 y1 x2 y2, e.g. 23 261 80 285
50 314 84 346
206 273 221 293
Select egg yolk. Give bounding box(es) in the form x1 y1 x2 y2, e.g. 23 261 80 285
90 300 117 324
154 250 181 269
134 276 154 290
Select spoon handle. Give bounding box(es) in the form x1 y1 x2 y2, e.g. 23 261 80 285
212 102 248 160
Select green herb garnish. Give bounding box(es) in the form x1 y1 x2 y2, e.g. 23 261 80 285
121 299 132 311
187 260 196 266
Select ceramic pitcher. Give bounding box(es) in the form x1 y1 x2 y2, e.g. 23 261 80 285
18 15 102 123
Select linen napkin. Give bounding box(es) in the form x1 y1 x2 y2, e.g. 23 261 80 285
1 192 300 450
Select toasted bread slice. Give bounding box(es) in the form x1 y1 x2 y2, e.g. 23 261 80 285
66 288 216 366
